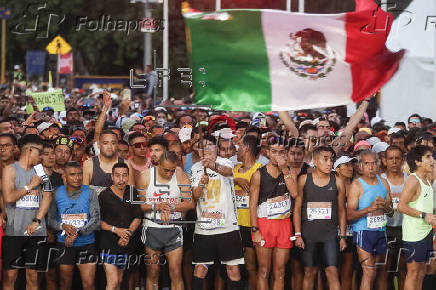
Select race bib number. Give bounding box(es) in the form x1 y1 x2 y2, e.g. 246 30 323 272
235 194 249 209
16 190 39 209
199 211 225 230
391 193 400 210
307 202 332 220
267 194 291 219
61 213 88 229
367 212 387 229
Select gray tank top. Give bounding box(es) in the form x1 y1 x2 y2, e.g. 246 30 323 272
89 156 123 195
381 173 407 227
5 162 46 236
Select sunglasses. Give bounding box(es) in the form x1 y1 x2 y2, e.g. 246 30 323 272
29 145 43 154
132 142 147 149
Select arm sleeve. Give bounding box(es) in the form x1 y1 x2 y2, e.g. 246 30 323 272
98 192 106 223
79 188 101 236
47 191 61 231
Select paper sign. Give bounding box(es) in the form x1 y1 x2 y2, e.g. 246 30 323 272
26 89 66 113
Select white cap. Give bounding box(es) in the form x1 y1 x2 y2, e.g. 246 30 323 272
213 128 235 140
370 116 384 127
312 118 320 126
334 156 357 169
252 112 266 120
372 142 389 154
155 106 167 112
299 119 313 129
179 127 192 143
37 122 52 133
387 127 401 135
367 136 381 146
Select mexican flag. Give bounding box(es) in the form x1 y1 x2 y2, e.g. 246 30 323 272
183 1 404 112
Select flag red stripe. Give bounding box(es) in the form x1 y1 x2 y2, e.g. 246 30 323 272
345 6 404 102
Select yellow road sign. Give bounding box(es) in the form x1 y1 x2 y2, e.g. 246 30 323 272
46 35 71 54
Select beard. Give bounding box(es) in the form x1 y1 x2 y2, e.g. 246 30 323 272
101 150 116 159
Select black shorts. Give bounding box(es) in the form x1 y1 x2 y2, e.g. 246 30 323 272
2 236 47 270
239 226 254 248
38 242 63 271
290 246 303 260
403 230 434 264
192 230 244 265
56 243 97 265
183 224 195 250
302 239 339 267
386 226 403 251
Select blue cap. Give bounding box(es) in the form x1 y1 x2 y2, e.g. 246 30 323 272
42 106 54 112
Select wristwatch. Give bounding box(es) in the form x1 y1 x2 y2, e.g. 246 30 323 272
251 226 259 233
419 212 426 219
32 218 41 224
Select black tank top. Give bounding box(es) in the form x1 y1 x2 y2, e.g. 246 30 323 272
302 173 338 242
258 166 288 205
90 156 124 186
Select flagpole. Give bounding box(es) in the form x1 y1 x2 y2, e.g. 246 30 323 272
298 0 305 13
286 0 291 12
1 19 6 84
215 0 221 11
162 0 169 101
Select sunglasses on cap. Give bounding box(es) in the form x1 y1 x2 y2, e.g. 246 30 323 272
132 142 147 149
70 136 84 145
144 116 155 122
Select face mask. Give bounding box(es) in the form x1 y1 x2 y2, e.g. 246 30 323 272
157 118 166 126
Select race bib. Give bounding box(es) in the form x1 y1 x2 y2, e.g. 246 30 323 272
16 190 39 209
61 213 88 229
235 194 249 209
391 193 400 210
267 193 291 219
199 211 225 230
307 202 332 220
367 212 387 229
148 197 182 220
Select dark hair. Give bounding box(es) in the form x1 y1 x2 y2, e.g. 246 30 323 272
299 124 317 137
148 135 169 150
407 145 432 173
245 126 261 137
394 121 406 128
288 137 305 149
415 132 434 145
176 114 195 127
201 134 217 145
65 161 81 169
18 134 42 149
313 146 336 160
390 132 405 140
160 150 179 164
112 162 129 173
100 129 118 139
128 131 145 145
236 122 249 130
0 133 17 145
118 140 129 147
42 141 55 150
386 145 403 156
242 135 261 157
408 114 422 123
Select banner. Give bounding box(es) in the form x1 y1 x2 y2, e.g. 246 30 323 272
58 52 73 75
26 89 66 113
26 51 46 76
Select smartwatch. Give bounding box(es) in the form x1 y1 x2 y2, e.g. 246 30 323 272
32 218 41 224
419 212 426 219
251 226 259 233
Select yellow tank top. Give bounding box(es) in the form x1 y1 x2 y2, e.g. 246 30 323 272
233 162 262 227
402 173 434 242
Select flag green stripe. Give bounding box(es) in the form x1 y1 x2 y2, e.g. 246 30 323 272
185 10 272 112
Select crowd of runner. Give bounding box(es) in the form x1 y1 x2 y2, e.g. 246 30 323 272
0 87 435 290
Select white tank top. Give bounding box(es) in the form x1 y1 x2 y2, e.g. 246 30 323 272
144 167 182 228
381 172 408 227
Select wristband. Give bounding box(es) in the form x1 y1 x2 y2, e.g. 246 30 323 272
111 226 116 233
32 218 41 224
294 232 301 236
340 235 347 239
24 185 30 194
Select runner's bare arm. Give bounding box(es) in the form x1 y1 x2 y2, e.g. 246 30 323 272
284 171 298 199
175 168 195 212
94 91 111 142
249 170 260 228
137 169 152 213
397 175 421 217
215 163 233 177
346 179 371 221
336 177 347 237
126 160 135 186
293 174 306 234
381 178 394 217
332 100 369 153
2 166 36 203
82 158 93 186
278 111 299 137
